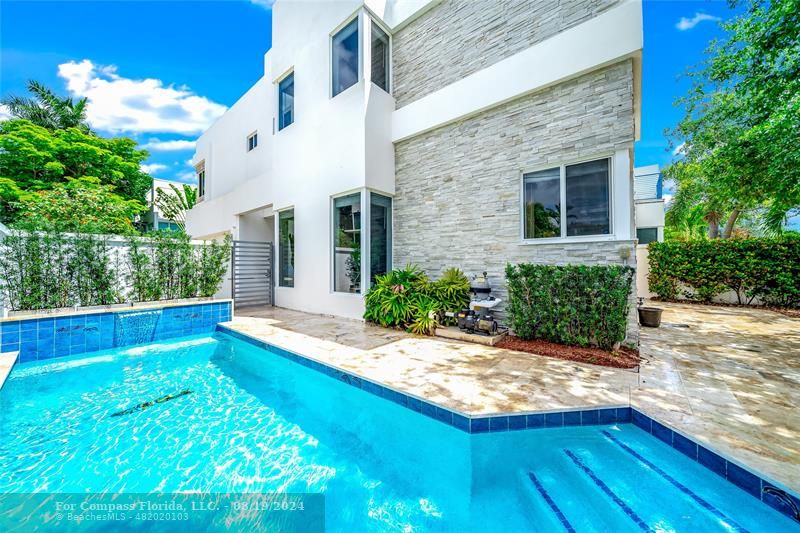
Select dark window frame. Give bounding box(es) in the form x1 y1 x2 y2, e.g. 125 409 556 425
278 72 294 131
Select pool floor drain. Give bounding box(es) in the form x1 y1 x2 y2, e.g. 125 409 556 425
111 389 193 417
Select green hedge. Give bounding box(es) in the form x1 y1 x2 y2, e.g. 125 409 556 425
505 263 635 350
648 237 800 307
0 231 231 311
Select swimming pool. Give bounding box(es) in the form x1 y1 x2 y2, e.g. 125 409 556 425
0 332 797 531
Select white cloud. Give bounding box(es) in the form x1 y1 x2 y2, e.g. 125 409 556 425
57 59 227 134
250 0 276 9
141 139 197 152
0 104 12 121
174 171 198 184
676 13 721 31
673 142 686 156
140 163 168 174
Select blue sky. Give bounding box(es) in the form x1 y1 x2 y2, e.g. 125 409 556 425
0 1 735 185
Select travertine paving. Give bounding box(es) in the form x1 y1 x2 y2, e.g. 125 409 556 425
227 302 800 493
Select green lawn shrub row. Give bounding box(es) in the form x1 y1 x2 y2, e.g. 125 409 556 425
648 237 799 308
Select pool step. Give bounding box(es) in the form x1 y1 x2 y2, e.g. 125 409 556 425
523 432 755 532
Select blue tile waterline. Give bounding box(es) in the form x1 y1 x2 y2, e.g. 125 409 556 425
216 324 800 525
0 301 231 363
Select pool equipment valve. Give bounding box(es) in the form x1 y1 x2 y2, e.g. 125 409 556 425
454 272 502 336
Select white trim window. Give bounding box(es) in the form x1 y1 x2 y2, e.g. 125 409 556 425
523 157 611 240
370 19 390 94
278 209 295 287
278 72 294 131
247 132 258 151
195 161 206 200
332 17 359 97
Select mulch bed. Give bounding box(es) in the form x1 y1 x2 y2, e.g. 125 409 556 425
496 336 640 370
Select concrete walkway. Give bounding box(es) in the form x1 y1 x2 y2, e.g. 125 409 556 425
227 302 800 493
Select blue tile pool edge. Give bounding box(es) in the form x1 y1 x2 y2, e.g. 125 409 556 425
0 301 232 363
217 324 800 524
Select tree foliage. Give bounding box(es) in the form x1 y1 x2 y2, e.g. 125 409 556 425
665 0 800 237
0 119 152 206
1 80 91 132
648 237 800 307
154 183 197 232
15 176 145 235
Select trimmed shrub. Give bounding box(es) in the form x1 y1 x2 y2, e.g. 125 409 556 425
505 263 635 350
363 265 471 335
648 237 800 307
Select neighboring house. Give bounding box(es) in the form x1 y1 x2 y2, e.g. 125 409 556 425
634 164 665 244
186 0 643 337
143 179 197 232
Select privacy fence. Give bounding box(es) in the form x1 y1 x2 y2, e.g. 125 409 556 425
0 229 232 313
648 237 799 308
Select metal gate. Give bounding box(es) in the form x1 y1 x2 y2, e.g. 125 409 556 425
231 240 274 308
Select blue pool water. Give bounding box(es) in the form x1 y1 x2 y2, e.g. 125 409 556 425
0 332 797 532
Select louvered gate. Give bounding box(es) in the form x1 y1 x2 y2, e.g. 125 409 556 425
231 240 273 308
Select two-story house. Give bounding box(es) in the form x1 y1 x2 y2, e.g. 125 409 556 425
186 0 643 337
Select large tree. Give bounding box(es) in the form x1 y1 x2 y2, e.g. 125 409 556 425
666 0 800 237
14 176 145 235
1 80 91 132
0 119 152 206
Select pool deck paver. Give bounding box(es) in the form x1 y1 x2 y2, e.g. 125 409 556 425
226 302 800 494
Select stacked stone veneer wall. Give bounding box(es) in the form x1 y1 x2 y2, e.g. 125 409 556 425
392 0 626 107
392 61 639 343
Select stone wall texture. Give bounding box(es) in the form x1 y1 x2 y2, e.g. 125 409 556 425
392 61 639 342
392 0 625 107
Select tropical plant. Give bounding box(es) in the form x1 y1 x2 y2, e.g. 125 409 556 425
1 80 90 132
665 0 800 237
363 265 427 328
14 176 145 235
0 178 24 224
424 267 470 325
505 263 635 350
154 183 197 232
407 295 441 336
363 265 470 335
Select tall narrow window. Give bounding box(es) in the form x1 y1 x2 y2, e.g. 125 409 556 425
523 168 560 239
370 21 390 93
196 162 206 199
278 209 295 287
565 159 610 236
333 193 361 293
369 193 391 283
332 18 359 97
278 73 294 130
247 132 258 151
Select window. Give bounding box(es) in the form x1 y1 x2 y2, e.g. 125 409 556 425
566 159 610 236
247 132 258 151
523 167 561 239
196 162 206 199
523 157 611 240
333 193 361 293
332 18 359 97
370 21 390 93
279 209 295 287
278 73 294 130
637 227 658 245
369 193 391 282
